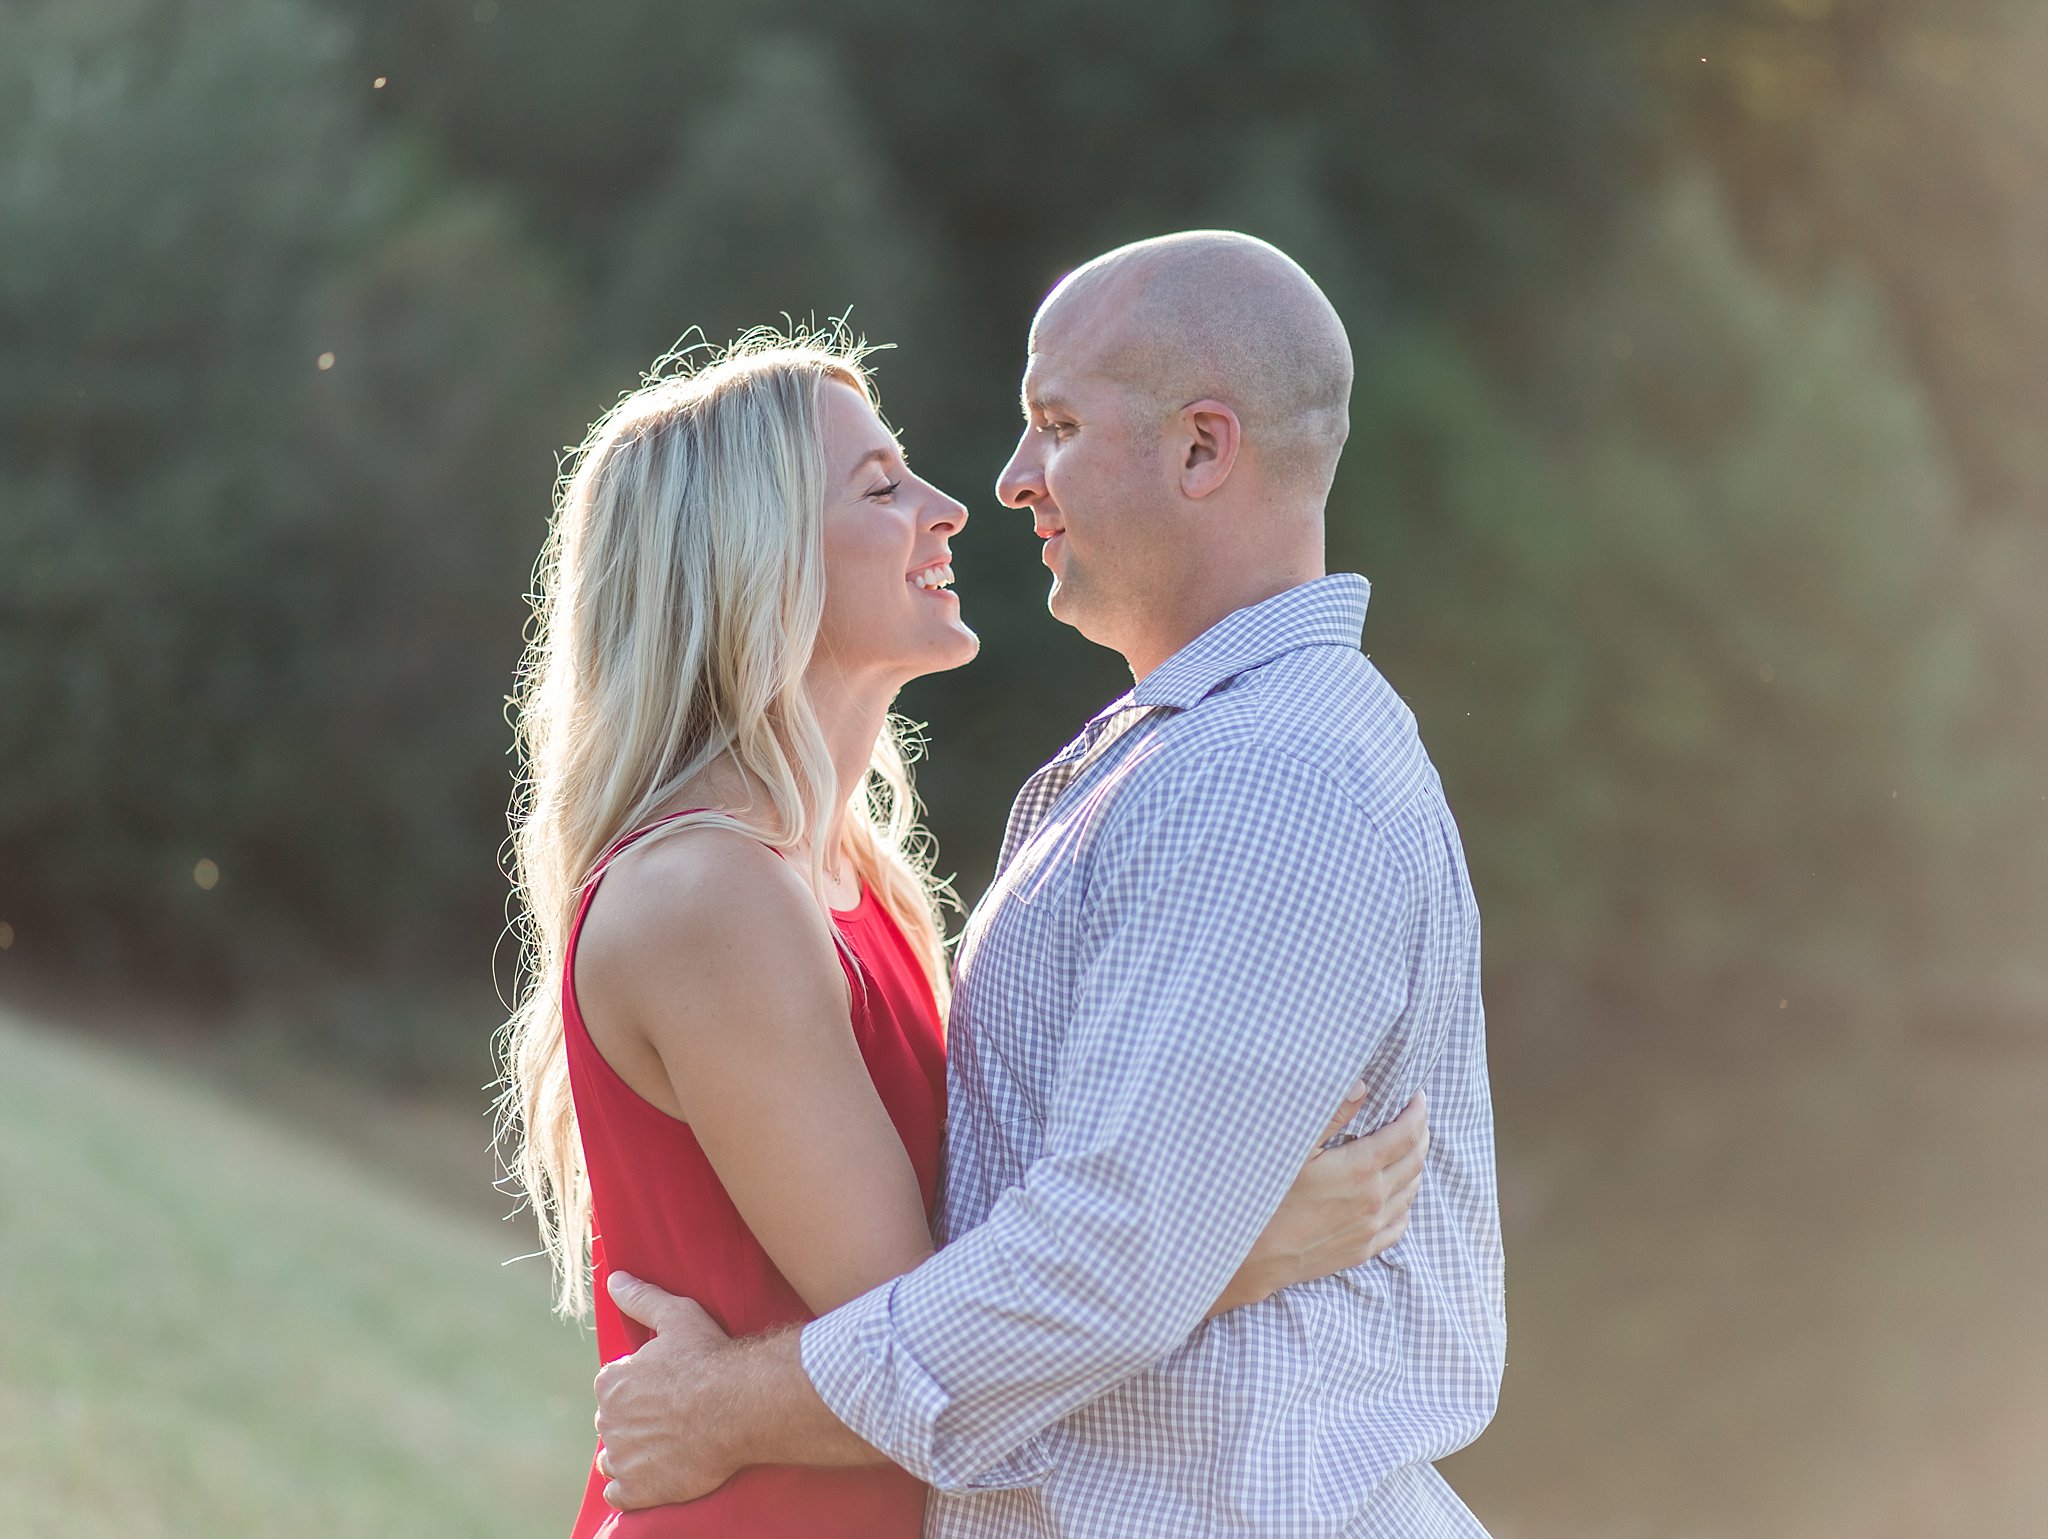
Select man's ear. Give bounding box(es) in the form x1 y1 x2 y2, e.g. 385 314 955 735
1179 400 1241 500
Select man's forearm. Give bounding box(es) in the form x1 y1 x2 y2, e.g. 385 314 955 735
715 1325 888 1471
593 1284 892 1509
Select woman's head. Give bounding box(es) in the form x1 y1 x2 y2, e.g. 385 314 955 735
813 373 976 694
500 326 966 1315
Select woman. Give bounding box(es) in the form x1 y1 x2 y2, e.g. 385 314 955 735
499 329 1427 1537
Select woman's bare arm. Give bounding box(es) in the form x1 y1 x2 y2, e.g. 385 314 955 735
576 829 934 1315
1211 1090 1429 1315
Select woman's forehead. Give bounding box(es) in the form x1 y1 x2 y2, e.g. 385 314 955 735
820 379 900 473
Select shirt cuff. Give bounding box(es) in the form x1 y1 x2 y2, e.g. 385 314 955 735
800 1277 1054 1494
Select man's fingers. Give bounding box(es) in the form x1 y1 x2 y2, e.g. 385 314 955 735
606 1269 680 1330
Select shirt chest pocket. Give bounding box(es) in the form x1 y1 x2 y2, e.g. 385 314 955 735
990 810 1081 908
957 844 1079 1123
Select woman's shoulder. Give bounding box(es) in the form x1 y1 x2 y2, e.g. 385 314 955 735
578 821 837 1004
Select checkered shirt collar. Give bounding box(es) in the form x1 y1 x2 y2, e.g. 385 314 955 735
1120 571 1372 714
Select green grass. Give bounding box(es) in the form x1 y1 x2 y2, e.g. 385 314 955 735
0 1009 595 1539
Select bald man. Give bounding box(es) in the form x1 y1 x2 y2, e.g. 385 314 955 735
595 233 1505 1537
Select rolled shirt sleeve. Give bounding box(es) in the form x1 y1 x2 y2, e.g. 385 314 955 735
801 744 1431 1492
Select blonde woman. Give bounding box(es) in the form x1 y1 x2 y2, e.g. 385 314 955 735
500 330 1427 1538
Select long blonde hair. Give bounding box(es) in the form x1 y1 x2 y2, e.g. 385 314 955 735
497 327 951 1317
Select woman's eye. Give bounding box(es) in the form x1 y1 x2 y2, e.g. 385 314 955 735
868 479 902 500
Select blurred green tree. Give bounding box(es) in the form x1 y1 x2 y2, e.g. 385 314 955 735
0 0 573 1024
2 0 2040 1067
1341 175 1995 1027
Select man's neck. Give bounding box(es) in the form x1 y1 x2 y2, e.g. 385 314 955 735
1124 560 1326 684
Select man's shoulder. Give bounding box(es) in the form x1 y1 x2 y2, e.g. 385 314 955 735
1134 646 1434 828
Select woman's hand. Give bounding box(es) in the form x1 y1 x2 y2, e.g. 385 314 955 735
1209 1087 1429 1316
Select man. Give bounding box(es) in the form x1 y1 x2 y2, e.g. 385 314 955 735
596 231 1505 1537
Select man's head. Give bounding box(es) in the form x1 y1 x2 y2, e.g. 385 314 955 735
996 230 1352 677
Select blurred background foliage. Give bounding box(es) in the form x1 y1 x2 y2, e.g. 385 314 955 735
4 0 2040 1065
5 2 2047 1534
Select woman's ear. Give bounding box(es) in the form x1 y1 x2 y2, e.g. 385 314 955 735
1178 400 1241 500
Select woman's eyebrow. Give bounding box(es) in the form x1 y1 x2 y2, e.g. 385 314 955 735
846 446 896 482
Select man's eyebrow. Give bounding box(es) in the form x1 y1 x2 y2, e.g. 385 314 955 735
1023 387 1073 417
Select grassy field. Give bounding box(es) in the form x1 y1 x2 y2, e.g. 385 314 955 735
0 1008 594 1539
6 1000 2045 1538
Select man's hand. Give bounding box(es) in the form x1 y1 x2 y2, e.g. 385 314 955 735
1210 1089 1429 1315
593 1274 744 1509
594 1271 887 1509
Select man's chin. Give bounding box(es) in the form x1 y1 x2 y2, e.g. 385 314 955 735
1046 578 1082 631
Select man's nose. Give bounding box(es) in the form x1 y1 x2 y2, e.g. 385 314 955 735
996 432 1043 510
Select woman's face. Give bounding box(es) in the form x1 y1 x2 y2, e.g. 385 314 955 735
813 378 978 690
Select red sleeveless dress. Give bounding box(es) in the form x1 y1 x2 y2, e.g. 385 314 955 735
562 817 945 1538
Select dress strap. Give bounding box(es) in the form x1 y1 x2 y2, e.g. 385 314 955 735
566 810 740 992
585 807 721 889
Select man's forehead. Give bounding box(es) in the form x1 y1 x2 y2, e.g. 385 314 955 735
1022 369 1090 415
1025 278 1143 405
1020 325 1102 409
1019 354 1053 403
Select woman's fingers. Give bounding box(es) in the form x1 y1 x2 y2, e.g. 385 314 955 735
1315 1077 1370 1151
1384 1171 1422 1224
1316 1088 1428 1175
1380 1123 1430 1194
1368 1091 1427 1158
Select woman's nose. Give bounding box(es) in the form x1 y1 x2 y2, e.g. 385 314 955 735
926 488 968 533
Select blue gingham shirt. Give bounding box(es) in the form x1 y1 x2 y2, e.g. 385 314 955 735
803 575 1505 1538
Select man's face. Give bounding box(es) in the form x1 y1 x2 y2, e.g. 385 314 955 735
996 317 1174 650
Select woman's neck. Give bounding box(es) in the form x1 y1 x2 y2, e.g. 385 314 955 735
660 664 896 891
802 659 897 871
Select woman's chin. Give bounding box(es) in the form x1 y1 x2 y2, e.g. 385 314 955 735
905 623 980 681
933 624 981 674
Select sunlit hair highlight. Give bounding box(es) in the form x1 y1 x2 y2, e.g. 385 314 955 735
497 324 952 1317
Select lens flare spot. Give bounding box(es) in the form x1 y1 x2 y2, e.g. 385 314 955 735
316 352 336 371
193 859 221 891
0 921 14 950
